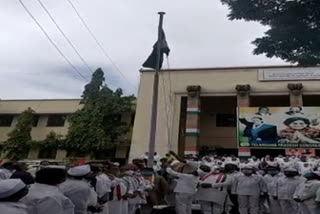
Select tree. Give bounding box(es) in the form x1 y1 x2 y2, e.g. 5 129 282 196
30 131 65 159
4 108 35 160
30 131 65 150
66 68 135 157
221 0 320 66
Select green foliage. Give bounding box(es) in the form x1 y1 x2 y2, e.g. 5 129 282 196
221 0 320 66
66 68 135 157
30 131 65 150
4 108 35 160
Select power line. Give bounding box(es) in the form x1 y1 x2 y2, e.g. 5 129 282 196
66 0 137 90
36 0 93 74
17 0 88 81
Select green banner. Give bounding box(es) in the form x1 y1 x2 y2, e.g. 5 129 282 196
238 107 320 148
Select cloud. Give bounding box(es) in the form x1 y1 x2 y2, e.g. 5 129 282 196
0 0 287 99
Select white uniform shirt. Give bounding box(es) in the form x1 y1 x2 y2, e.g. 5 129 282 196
315 186 320 202
294 180 320 201
231 174 266 196
196 172 231 205
60 179 97 214
279 161 294 171
22 183 74 214
110 177 128 201
263 173 282 196
96 173 112 198
166 168 199 194
275 176 306 200
296 162 314 175
0 202 28 214
0 169 13 180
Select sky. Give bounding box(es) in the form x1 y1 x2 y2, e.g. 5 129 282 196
0 0 288 99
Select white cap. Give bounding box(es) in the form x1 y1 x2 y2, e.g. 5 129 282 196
242 165 254 169
68 165 91 176
284 167 298 172
0 179 26 199
170 160 180 166
267 162 279 167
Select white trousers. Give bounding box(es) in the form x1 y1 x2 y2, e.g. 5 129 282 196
175 193 194 214
268 197 281 214
238 195 259 214
108 200 128 214
128 204 137 214
278 199 299 214
300 198 320 214
199 201 225 214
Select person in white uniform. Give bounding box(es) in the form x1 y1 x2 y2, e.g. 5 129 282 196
231 165 266 214
263 166 282 214
0 162 15 180
197 166 232 214
273 168 305 214
166 164 200 214
0 179 29 214
60 165 98 214
22 167 75 214
107 164 129 214
296 156 314 176
89 165 111 214
293 173 320 214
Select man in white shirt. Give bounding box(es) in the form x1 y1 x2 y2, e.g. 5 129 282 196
263 166 282 214
0 179 29 214
273 168 305 214
197 166 232 214
60 165 98 214
293 173 320 214
296 155 314 176
22 167 75 214
231 165 266 214
166 165 200 214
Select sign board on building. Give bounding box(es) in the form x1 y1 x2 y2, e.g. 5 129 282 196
238 107 320 148
259 67 320 81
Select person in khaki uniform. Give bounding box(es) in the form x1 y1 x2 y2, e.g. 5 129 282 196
140 168 169 214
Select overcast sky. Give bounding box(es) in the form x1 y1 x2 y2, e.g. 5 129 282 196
0 0 288 99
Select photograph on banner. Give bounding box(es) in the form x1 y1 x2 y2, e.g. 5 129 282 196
285 148 315 157
238 107 320 148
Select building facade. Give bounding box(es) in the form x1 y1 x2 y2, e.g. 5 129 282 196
0 99 134 161
129 65 320 159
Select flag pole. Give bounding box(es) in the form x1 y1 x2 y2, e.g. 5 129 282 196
147 12 165 167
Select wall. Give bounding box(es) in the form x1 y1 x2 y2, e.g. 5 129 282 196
0 99 134 160
129 66 320 160
200 97 237 149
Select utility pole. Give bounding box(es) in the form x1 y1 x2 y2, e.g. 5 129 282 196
147 12 165 168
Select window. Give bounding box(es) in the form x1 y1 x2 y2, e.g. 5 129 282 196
32 115 40 127
47 114 67 127
216 113 236 127
38 148 57 159
0 114 14 127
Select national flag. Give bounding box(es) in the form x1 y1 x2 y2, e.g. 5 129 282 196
142 29 170 69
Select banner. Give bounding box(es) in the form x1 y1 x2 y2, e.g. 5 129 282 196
285 148 315 157
238 107 320 148
238 148 251 157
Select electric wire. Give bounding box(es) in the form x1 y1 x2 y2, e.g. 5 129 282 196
17 0 88 81
66 0 137 90
37 0 93 74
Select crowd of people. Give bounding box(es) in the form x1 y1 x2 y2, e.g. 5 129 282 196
1 151 320 214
